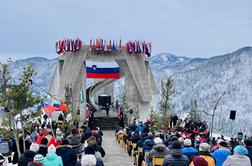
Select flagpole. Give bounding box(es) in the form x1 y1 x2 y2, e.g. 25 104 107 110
29 79 60 102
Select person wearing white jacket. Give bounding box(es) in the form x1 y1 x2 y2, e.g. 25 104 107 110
223 145 251 166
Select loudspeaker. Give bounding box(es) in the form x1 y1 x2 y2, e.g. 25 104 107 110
229 110 236 120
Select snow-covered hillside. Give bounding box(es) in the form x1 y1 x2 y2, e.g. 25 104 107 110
7 47 252 136
8 57 57 96
151 47 252 136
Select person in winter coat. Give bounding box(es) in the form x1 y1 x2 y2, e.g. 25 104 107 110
86 136 105 158
131 132 141 144
212 141 231 166
244 139 252 165
42 145 63 166
36 133 45 145
76 146 104 166
136 122 144 133
56 140 77 166
143 134 155 152
162 141 189 166
18 143 39 166
181 139 198 162
223 145 251 166
27 154 44 166
80 155 97 166
190 156 208 166
148 143 170 161
189 143 215 166
66 128 82 155
37 137 48 157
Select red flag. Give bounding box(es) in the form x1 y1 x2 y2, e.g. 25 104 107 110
90 39 92 51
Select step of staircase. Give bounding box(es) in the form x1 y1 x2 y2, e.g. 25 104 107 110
94 117 119 130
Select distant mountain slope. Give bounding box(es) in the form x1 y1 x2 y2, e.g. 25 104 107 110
8 57 57 95
7 47 252 135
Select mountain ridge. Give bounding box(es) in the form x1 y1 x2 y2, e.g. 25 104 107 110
5 46 252 135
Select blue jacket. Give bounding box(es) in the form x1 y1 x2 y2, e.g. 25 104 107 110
143 139 155 151
181 147 198 162
212 148 231 166
136 124 144 133
43 152 63 166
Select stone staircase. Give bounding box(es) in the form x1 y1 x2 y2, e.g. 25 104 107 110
93 117 119 130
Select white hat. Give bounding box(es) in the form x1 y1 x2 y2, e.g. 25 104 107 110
199 143 210 152
48 145 56 153
154 137 163 144
217 139 224 144
81 154 96 166
183 139 192 146
30 143 39 152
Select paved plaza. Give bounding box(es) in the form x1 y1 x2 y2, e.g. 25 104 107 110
102 130 133 166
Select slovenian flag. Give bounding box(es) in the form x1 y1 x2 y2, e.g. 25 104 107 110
86 61 120 79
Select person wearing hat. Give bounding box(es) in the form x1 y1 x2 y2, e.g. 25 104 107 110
148 138 170 164
76 146 104 166
212 141 231 166
18 143 39 166
86 136 105 158
37 137 48 157
43 145 63 166
189 143 215 166
27 154 44 166
66 128 82 155
244 139 252 165
162 141 189 166
190 156 208 166
223 145 251 166
143 134 155 152
80 155 97 166
181 139 198 162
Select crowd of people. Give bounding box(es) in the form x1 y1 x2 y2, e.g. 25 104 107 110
116 117 252 166
0 114 106 166
0 109 251 166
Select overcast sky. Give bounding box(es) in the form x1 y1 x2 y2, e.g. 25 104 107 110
0 0 251 62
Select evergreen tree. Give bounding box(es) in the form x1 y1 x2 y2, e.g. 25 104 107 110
4 65 40 157
159 77 175 127
188 100 201 121
0 60 12 128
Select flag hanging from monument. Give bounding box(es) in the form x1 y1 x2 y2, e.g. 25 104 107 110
86 61 120 79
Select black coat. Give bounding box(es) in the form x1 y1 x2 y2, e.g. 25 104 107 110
18 150 36 166
37 145 48 157
91 145 105 158
56 145 77 166
131 133 141 143
162 149 189 166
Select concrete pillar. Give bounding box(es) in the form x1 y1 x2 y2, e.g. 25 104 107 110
79 61 86 125
125 69 140 118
